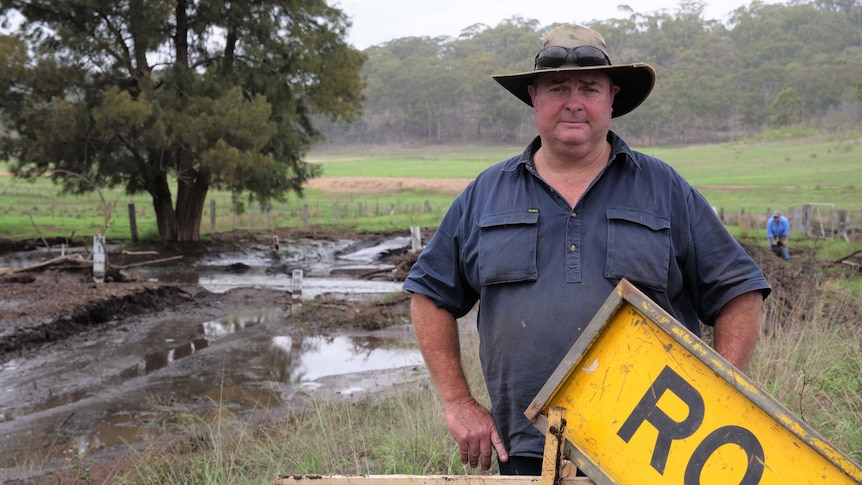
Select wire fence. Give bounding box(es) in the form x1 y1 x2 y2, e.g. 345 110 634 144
727 204 862 242
2 180 860 243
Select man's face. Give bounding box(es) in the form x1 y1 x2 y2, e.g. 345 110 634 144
528 71 619 150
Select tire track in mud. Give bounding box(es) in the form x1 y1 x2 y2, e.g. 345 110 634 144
0 286 192 362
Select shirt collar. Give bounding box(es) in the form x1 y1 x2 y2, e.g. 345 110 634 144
504 131 641 173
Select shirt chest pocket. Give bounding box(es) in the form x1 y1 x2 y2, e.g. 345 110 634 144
477 210 539 286
605 207 671 291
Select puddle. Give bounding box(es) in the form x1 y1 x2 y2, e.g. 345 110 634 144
139 236 408 298
0 305 425 474
279 334 424 383
196 273 404 298
0 235 428 479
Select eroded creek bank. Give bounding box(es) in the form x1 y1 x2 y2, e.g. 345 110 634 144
0 230 431 481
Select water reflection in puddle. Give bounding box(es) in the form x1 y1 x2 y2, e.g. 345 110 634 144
139 338 210 374
197 274 404 298
118 308 423 382
272 335 424 383
137 236 409 298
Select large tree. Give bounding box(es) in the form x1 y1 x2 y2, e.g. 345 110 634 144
0 0 365 241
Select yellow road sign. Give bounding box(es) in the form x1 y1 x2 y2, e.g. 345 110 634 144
526 279 862 484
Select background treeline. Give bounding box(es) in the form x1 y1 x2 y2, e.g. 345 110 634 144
319 0 862 147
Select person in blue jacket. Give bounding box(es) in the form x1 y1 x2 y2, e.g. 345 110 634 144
403 23 771 476
767 210 790 260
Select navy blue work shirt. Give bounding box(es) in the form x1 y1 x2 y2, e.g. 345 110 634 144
403 132 771 459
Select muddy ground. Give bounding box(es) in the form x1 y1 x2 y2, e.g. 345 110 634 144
0 227 421 362
3 229 842 357
0 227 425 484
0 226 859 484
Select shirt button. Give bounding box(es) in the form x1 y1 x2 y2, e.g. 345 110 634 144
571 211 577 217
569 244 577 252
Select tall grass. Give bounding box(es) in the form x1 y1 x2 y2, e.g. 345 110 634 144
751 277 862 462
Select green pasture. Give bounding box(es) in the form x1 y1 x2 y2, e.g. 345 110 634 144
307 144 523 178
640 137 862 213
315 137 862 213
0 134 860 241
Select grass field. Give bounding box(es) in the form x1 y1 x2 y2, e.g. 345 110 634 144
312 136 862 212
1 134 860 240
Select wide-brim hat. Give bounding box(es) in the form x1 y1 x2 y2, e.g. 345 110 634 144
492 24 656 118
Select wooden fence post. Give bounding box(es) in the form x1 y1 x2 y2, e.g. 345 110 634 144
210 199 216 234
127 203 139 242
410 226 422 252
838 209 848 242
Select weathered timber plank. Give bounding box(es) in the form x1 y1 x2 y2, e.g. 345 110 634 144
276 475 594 485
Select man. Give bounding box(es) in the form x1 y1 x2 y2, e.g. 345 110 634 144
402 24 771 476
767 210 790 260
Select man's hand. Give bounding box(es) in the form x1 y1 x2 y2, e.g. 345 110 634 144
443 396 509 470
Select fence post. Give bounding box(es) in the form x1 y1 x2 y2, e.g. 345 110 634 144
291 269 303 300
410 226 422 252
838 209 848 242
127 203 139 242
93 234 106 283
210 199 216 234
739 208 749 231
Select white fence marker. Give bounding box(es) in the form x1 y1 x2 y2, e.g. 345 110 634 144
93 234 106 283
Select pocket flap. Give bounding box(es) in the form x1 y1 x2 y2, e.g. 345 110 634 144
607 207 670 232
478 209 540 228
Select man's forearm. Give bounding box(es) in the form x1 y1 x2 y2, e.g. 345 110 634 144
410 293 473 404
713 290 763 373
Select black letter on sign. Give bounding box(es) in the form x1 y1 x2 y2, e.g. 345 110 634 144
684 425 765 485
617 366 705 474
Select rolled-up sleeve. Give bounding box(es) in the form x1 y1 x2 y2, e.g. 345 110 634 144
403 197 479 318
685 187 771 325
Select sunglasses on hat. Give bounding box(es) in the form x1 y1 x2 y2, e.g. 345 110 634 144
534 45 611 70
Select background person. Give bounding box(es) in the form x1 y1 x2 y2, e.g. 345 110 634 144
403 24 771 476
767 210 790 260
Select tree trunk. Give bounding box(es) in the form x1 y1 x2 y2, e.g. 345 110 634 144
175 172 209 242
151 173 178 241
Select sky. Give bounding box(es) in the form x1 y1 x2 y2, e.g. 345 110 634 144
335 0 780 49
